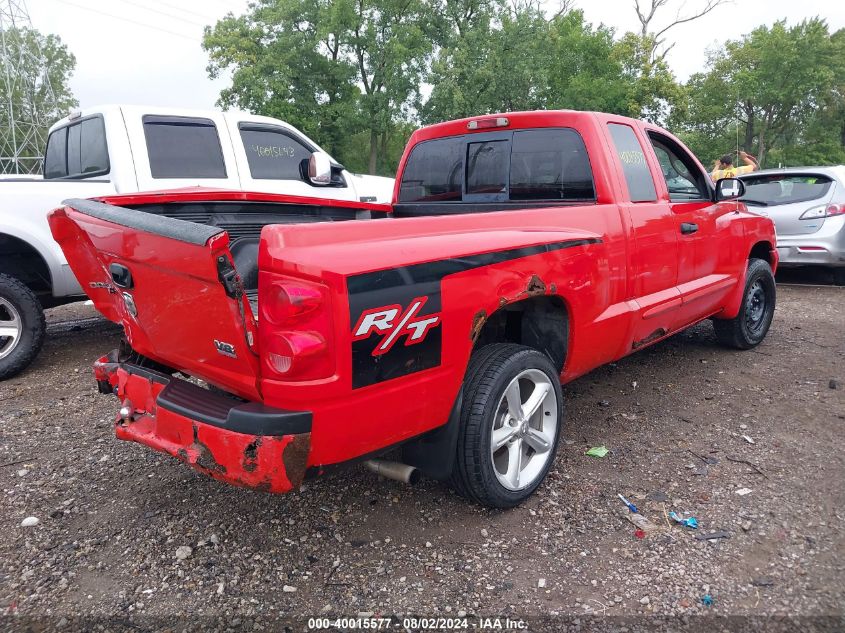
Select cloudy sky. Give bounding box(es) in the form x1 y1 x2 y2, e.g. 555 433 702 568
28 0 845 112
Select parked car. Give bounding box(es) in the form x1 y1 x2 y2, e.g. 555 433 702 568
0 105 394 379
48 110 777 508
739 166 845 284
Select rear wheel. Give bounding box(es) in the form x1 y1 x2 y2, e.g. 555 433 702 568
451 344 563 508
0 273 46 380
713 258 776 349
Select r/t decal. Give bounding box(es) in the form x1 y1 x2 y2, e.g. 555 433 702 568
352 296 441 356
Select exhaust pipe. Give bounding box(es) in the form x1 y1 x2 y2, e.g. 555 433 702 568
364 459 420 485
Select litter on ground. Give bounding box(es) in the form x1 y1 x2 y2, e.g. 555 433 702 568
586 446 609 458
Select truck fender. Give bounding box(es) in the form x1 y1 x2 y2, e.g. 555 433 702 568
469 289 570 373
0 224 63 294
718 242 777 320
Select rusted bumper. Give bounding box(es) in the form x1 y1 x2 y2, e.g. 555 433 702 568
94 351 311 493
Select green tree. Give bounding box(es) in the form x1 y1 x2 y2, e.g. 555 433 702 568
775 27 845 166
610 32 681 124
0 27 76 174
203 1 361 166
203 0 433 175
542 14 630 114
349 0 432 173
421 1 549 123
422 5 681 125
679 19 842 167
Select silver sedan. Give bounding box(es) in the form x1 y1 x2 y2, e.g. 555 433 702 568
739 166 845 284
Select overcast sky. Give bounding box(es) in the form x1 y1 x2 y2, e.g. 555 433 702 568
27 0 845 113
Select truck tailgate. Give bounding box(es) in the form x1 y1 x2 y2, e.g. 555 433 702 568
48 198 261 401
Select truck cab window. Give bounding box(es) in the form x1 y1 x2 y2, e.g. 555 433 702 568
67 117 109 177
239 125 313 180
466 141 508 197
143 115 227 179
607 123 657 203
648 133 709 201
44 116 109 179
398 137 463 202
44 128 67 178
510 129 594 201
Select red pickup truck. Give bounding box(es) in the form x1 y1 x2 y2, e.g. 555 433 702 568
48 110 777 508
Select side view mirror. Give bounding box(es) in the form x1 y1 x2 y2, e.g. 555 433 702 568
308 151 332 185
715 177 745 201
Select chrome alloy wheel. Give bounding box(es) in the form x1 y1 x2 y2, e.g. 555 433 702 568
0 297 22 361
490 369 559 491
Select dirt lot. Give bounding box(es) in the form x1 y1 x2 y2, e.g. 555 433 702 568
1 274 843 631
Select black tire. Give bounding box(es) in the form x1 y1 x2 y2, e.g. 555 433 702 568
451 343 563 508
713 258 776 350
0 273 46 380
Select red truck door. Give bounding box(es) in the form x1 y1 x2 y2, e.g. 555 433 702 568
645 131 738 321
605 121 680 348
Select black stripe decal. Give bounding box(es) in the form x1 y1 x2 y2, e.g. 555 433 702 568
348 238 601 388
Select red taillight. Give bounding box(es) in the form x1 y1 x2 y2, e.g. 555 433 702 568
826 204 844 216
259 275 335 380
264 282 322 325
467 117 509 130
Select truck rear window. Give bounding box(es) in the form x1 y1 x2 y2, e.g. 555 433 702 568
741 174 833 206
398 128 594 204
399 136 464 202
44 129 67 179
143 116 227 179
510 129 594 200
44 116 109 179
467 141 508 196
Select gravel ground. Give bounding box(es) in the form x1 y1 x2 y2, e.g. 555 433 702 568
1 274 843 632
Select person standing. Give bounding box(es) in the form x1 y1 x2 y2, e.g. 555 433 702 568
711 150 759 182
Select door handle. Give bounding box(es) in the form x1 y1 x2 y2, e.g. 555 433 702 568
680 222 698 235
109 262 133 288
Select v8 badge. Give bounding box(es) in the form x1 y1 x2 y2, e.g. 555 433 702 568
214 339 237 358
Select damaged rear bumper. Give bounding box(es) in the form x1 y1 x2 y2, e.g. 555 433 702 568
94 351 312 493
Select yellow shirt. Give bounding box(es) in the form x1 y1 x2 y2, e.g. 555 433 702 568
711 164 754 181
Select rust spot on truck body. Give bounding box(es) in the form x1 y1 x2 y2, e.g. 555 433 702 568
632 328 668 350
191 423 227 474
282 433 311 489
243 438 261 472
526 275 546 295
470 309 487 342
497 275 552 309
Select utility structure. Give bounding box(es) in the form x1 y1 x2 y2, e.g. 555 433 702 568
0 0 59 174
